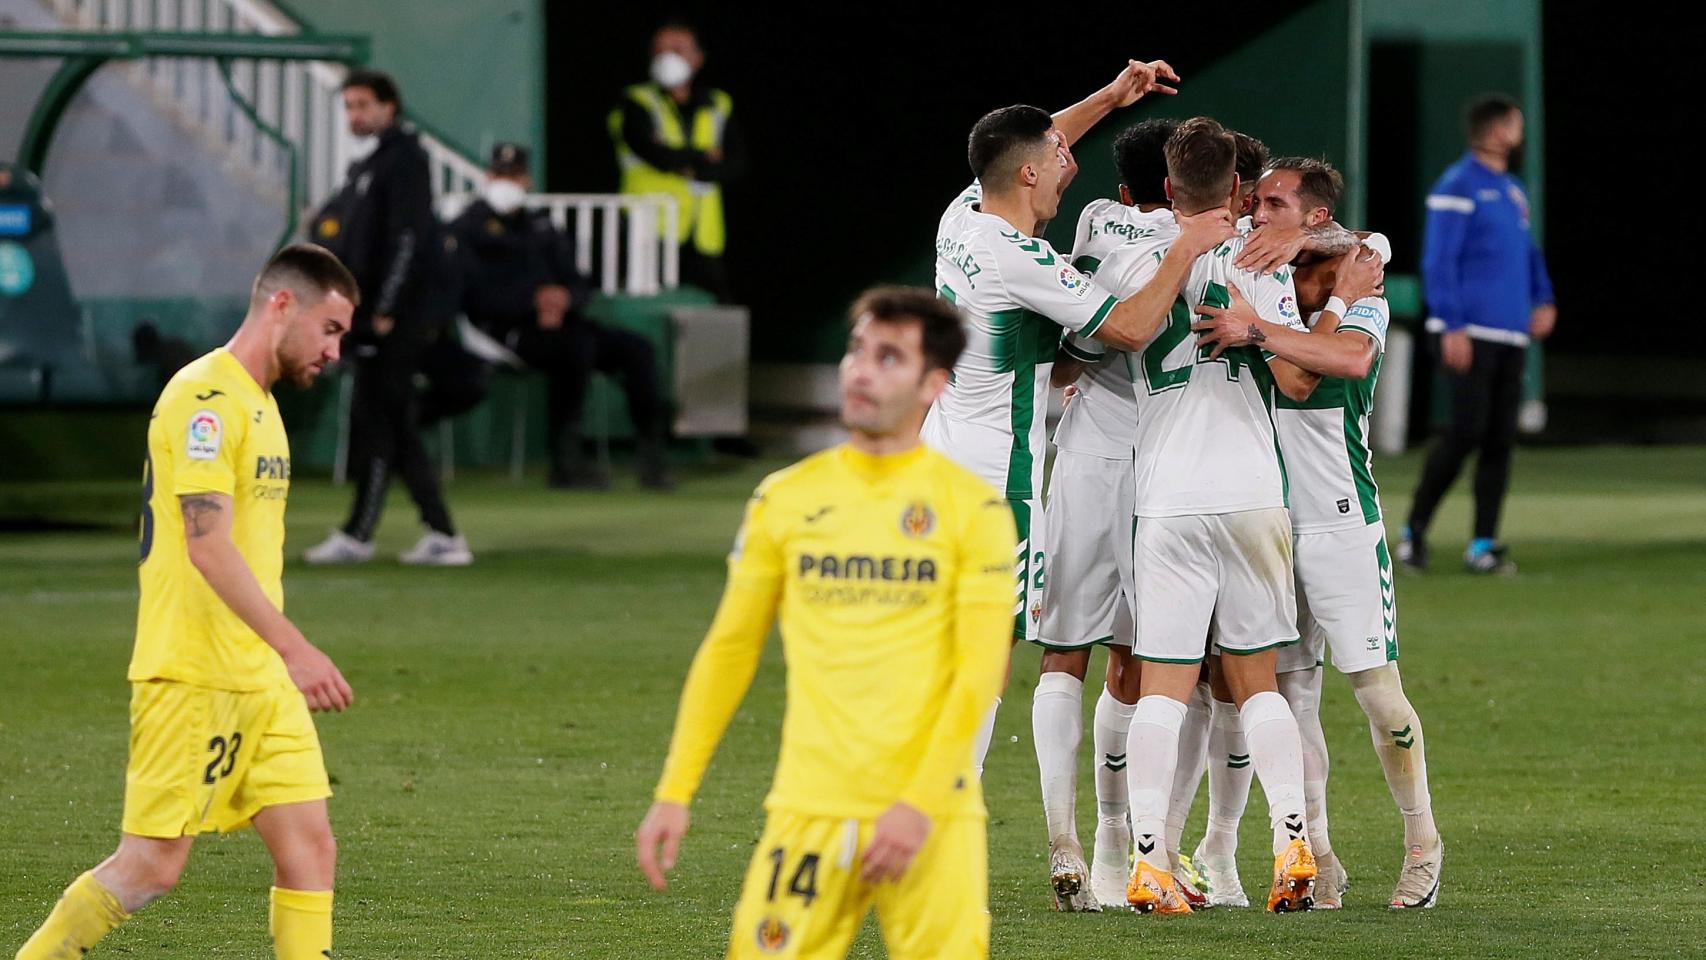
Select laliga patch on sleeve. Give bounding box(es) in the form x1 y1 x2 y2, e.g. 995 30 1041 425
186 409 223 461
1057 265 1092 300
1277 294 1301 323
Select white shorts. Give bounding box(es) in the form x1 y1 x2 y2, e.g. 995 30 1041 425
1039 449 1134 649
1291 522 1398 675
1012 498 1045 643
1133 508 1298 664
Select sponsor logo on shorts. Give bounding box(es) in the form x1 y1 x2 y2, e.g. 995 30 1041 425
187 409 222 461
1030 598 1043 623
900 502 935 538
756 917 790 953
1337 498 1351 514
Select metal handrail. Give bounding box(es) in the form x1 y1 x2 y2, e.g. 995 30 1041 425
440 192 680 295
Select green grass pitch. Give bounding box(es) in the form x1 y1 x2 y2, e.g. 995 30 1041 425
2 445 1703 958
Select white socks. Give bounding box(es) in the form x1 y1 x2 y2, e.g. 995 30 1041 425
1200 697 1252 858
1125 695 1187 868
1165 682 1213 870
1279 667 1331 857
1093 687 1136 825
974 696 1002 777
1350 663 1439 850
1240 690 1309 856
1032 673 1084 844
1092 688 1136 879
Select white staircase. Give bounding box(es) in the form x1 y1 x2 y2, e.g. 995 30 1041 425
38 0 683 296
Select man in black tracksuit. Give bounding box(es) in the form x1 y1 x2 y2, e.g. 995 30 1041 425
449 143 670 490
304 69 469 566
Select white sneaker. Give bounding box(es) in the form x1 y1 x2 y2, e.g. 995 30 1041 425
1089 817 1132 909
400 530 473 567
303 529 375 565
1192 839 1249 907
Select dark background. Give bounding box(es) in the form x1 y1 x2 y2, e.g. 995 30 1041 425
545 3 1698 364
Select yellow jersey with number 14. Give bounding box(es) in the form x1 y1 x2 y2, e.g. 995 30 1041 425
130 348 292 691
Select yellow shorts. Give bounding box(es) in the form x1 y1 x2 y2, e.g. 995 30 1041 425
727 810 988 960
122 680 330 838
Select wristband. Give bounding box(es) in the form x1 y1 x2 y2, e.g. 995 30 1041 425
1323 296 1348 319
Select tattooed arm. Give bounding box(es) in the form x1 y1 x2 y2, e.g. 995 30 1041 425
180 493 353 710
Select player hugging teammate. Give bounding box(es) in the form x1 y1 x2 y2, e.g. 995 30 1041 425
919 61 1443 918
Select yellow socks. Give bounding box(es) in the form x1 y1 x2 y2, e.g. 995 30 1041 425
269 887 333 960
15 871 131 960
17 876 332 959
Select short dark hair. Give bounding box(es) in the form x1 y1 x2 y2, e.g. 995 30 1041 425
1465 93 1520 142
1163 117 1237 212
849 287 966 374
1266 156 1345 217
1231 131 1270 188
654 17 699 39
1112 118 1177 206
342 69 401 109
253 243 360 308
967 105 1054 187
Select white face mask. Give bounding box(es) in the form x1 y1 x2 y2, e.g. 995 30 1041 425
650 51 694 89
482 178 527 215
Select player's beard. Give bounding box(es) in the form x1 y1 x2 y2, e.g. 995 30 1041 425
283 358 322 388
278 336 326 388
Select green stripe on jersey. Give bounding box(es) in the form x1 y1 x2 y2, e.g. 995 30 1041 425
1079 295 1118 339
1059 338 1102 363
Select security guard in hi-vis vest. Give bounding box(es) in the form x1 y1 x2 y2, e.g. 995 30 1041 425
609 20 744 301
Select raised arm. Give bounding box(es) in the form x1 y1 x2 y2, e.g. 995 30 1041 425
1051 59 1179 147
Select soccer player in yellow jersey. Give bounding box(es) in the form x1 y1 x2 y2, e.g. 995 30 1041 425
15 245 358 960
635 288 1017 959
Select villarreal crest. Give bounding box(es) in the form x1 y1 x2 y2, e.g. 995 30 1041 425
900 502 935 538
755 916 790 952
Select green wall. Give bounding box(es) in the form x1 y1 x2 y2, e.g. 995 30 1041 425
277 0 545 172
1049 0 1353 253
1359 0 1544 232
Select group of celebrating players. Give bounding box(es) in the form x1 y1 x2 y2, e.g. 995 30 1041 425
638 57 1443 957
928 60 1445 918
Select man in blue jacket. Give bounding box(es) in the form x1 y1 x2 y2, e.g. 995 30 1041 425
1400 95 1556 574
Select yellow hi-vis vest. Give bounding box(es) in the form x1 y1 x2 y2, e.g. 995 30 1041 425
607 83 732 256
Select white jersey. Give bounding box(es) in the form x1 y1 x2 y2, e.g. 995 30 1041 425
1098 232 1306 518
924 183 1120 499
1275 294 1391 533
1053 200 1176 460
